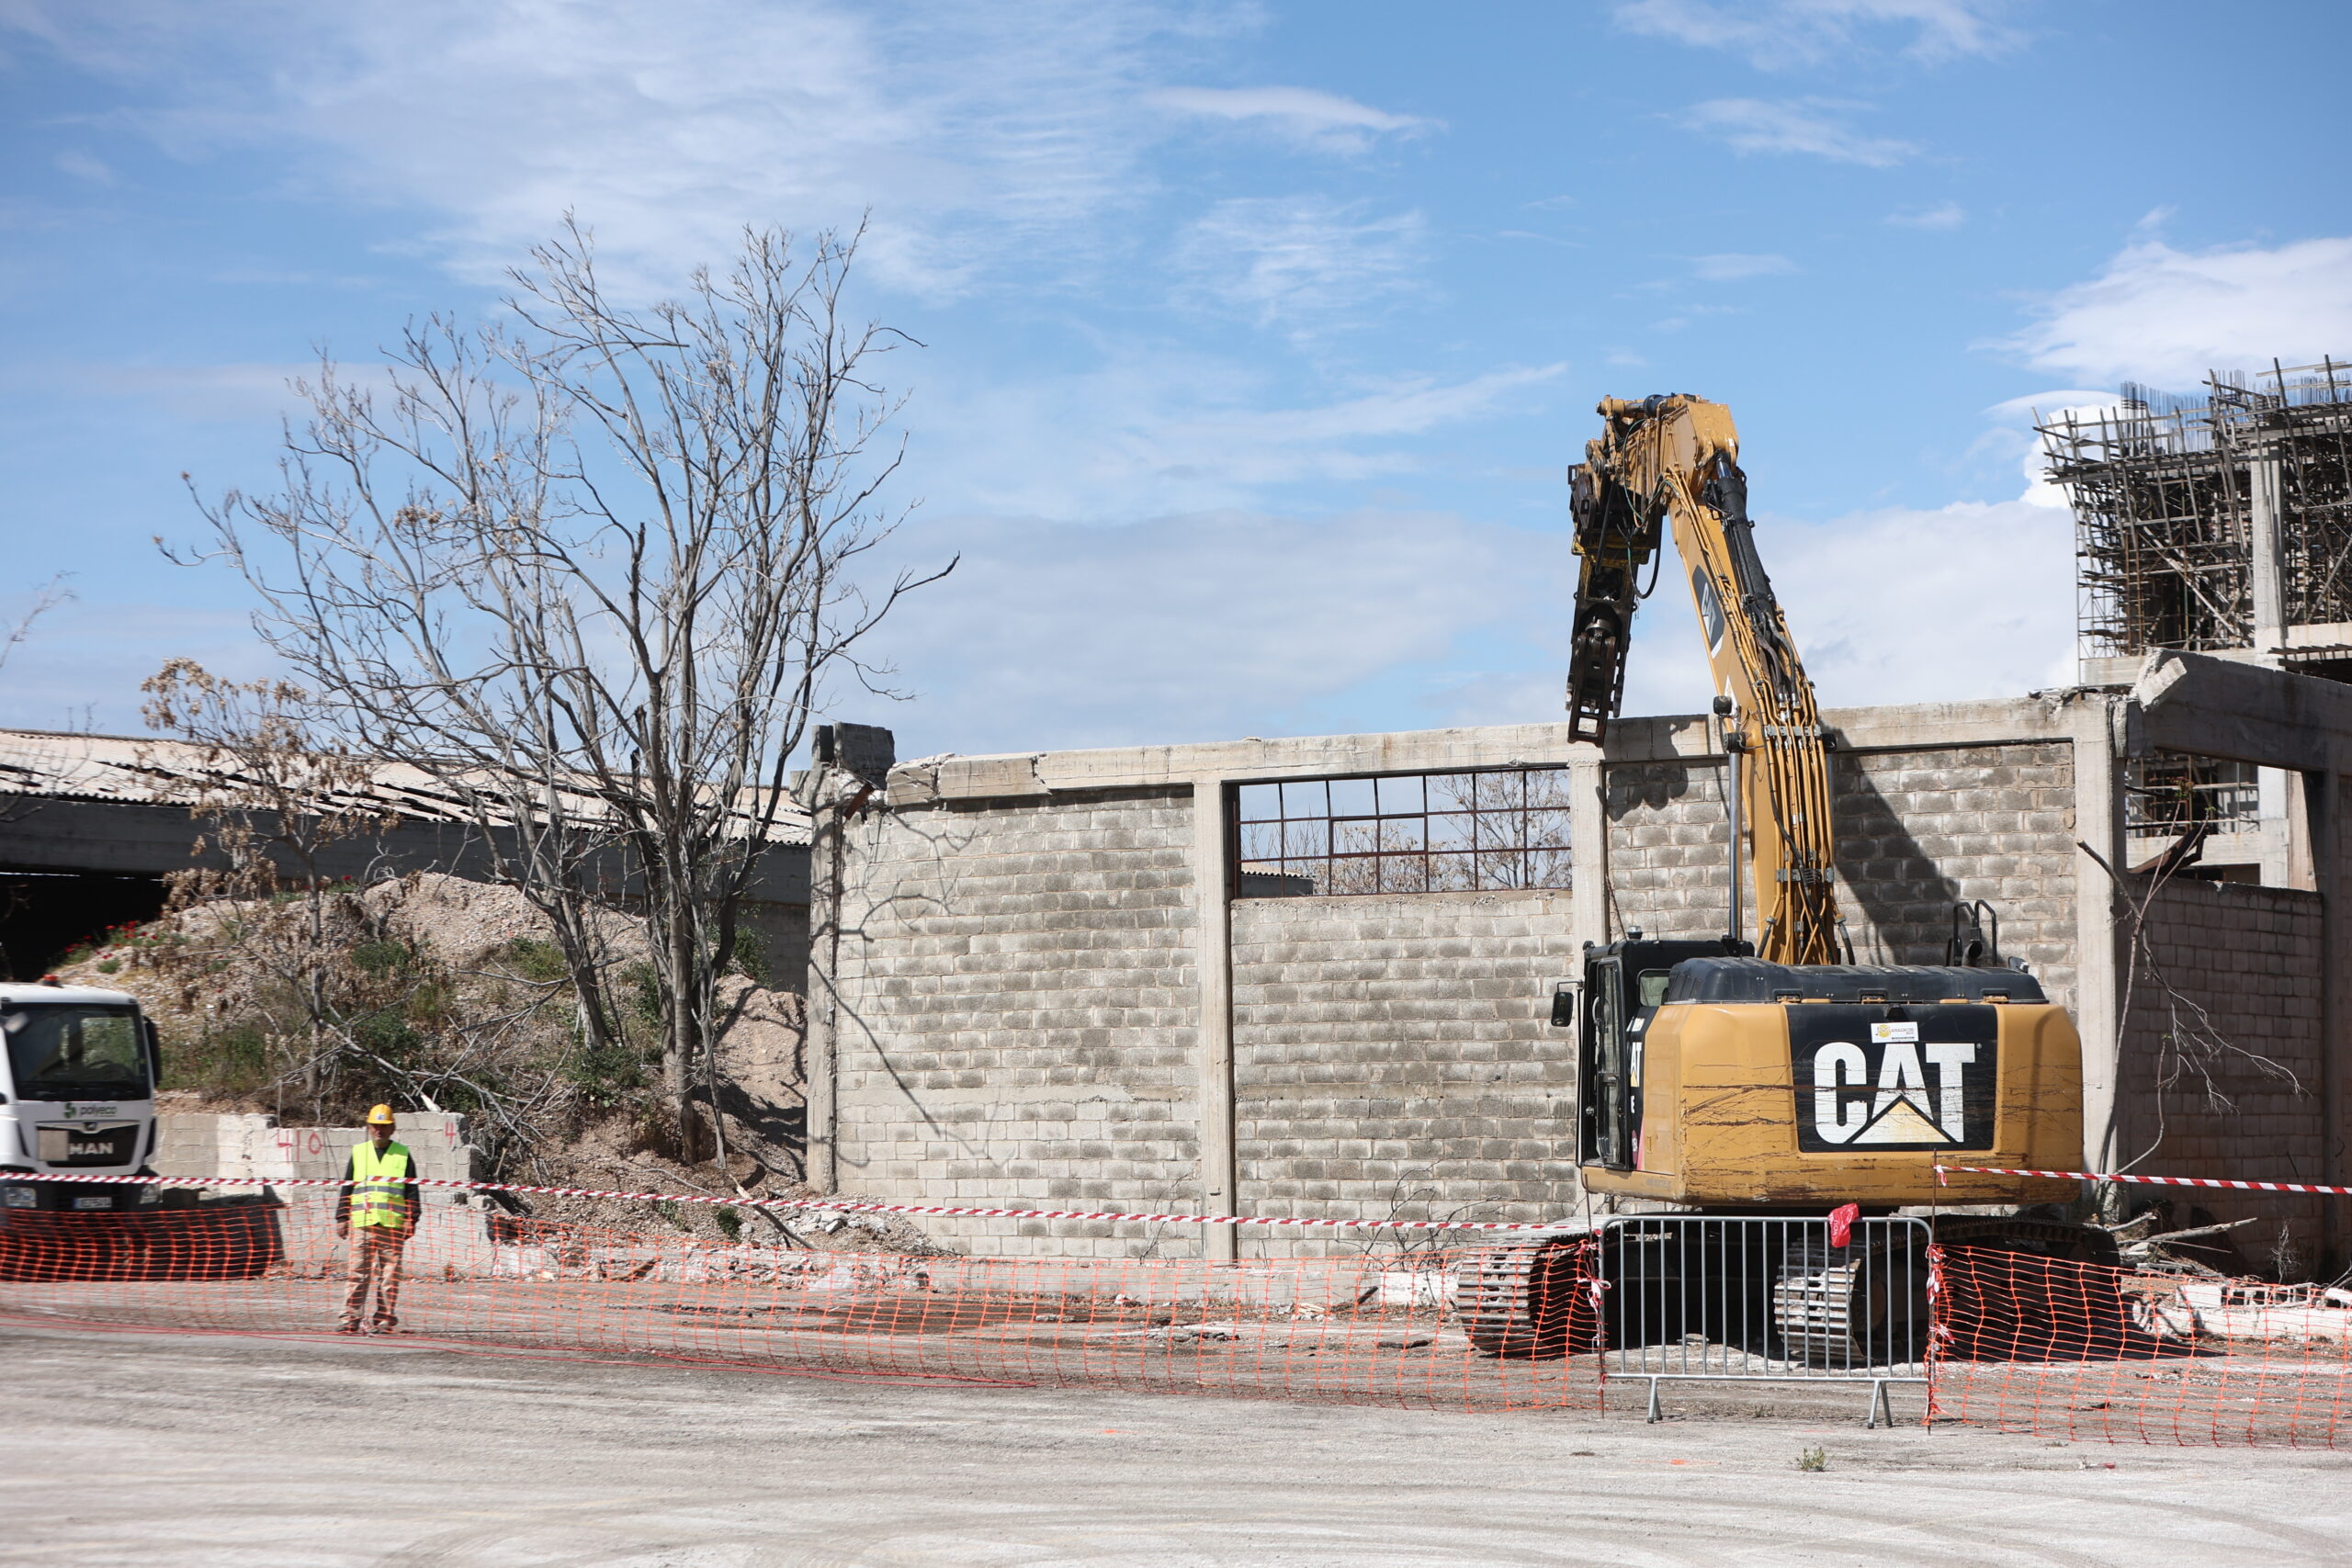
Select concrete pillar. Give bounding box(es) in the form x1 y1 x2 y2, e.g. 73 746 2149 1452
2069 695 2126 1181
1569 748 1609 947
2249 452 2288 658
802 773 844 1193
1192 774 1237 1261
2250 452 2301 888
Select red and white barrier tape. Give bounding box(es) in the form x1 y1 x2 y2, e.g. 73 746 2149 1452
12 1170 1570 1234
1938 1164 2352 1198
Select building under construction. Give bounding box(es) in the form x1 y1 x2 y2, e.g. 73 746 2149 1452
2050 357 2352 683
2042 358 2352 888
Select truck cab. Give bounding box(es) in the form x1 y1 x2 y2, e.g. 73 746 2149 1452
0 983 163 1215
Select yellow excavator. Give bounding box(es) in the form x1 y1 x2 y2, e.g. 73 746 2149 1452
1461 395 2101 1361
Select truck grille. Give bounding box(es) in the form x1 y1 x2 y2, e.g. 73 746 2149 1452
35 1122 139 1168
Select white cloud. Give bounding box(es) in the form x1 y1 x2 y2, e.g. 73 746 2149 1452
852 507 1559 754
1172 196 1428 333
1886 200 1964 231
915 355 1566 519
856 477 2075 758
1619 498 2076 716
2005 234 2352 390
1979 389 2123 507
1615 0 2019 69
1685 99 1917 167
1144 85 1432 152
8 0 1227 299
1688 253 1798 281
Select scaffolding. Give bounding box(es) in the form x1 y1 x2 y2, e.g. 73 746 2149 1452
2041 357 2352 674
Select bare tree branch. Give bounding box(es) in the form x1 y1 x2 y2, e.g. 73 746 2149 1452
173 220 950 1165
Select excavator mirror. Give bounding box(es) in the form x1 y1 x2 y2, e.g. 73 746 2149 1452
1548 980 1579 1029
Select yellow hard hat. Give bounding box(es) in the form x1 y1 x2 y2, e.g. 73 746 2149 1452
365 1104 397 1127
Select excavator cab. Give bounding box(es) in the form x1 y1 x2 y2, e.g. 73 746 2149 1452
1569 932 1750 1172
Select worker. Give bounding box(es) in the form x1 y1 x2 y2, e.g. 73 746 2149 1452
336 1104 421 1334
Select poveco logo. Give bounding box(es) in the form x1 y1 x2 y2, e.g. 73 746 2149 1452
1790 1012 1996 1152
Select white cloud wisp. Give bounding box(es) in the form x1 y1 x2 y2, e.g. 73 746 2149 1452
1615 0 2020 69
1144 85 1433 152
1684 99 1917 167
1172 196 1430 333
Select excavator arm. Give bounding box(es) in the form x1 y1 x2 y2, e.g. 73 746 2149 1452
1565 394 1842 964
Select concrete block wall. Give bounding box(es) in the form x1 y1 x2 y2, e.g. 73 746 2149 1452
829 788 1204 1257
153 1111 479 1202
816 681 2352 1268
2119 880 2328 1268
1229 889 1584 1244
1601 759 1731 941
1604 741 2080 1010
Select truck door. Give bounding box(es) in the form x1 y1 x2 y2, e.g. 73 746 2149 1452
1579 957 1632 1169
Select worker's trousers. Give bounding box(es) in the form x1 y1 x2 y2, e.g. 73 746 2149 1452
341 1228 408 1330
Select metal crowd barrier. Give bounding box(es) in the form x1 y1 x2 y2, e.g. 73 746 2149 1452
1599 1214 1931 1426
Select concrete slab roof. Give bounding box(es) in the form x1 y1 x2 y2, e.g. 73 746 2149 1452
0 728 811 846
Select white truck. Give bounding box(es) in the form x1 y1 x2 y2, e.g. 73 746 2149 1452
0 981 163 1214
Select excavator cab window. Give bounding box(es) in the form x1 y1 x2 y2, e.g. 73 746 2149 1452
1634 969 1673 1009
1578 957 1631 1170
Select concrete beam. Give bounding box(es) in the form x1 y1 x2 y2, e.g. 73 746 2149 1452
889 724 1592 802
2131 649 2352 773
888 694 2080 807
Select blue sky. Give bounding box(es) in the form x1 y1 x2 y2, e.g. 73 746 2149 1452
4 0 2349 758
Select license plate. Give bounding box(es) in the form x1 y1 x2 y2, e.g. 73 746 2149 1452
73 1195 114 1211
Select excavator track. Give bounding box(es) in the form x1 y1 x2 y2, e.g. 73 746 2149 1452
1770 1218 2117 1364
1456 1234 1592 1359
1770 1235 1928 1365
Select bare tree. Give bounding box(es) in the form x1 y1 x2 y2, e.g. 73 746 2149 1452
0 573 72 679
176 220 949 1162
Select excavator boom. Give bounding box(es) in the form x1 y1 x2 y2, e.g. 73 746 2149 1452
1565 394 1841 965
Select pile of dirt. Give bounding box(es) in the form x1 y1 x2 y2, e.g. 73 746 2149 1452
57 871 808 1193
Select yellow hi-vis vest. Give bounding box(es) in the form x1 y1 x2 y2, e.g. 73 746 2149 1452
350 1141 413 1230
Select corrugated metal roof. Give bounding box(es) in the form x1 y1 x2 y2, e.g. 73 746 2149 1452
0 729 811 846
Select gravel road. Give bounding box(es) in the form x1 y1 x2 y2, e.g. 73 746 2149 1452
6 1322 2348 1566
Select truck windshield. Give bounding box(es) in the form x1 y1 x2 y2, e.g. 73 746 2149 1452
3 1006 149 1100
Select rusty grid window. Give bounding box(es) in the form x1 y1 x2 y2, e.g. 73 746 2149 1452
1233 769 1573 897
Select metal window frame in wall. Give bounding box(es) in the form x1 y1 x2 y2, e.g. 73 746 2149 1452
1231 766 1575 898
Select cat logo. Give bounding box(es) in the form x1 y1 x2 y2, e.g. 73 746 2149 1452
1790 1012 1997 1152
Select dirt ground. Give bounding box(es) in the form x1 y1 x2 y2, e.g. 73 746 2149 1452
6 1322 2349 1567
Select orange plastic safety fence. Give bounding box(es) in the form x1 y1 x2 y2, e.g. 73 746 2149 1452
0 1196 1604 1415
1930 1245 2352 1448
